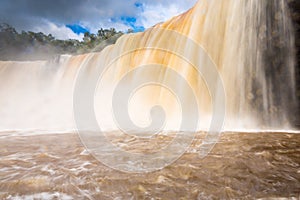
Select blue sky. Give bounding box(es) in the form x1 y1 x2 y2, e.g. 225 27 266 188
0 0 197 40
66 24 89 35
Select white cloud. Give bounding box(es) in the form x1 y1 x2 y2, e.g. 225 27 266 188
79 0 198 36
0 0 198 40
32 20 84 40
132 0 197 30
138 4 183 28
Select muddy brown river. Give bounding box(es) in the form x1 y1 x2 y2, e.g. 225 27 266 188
0 132 299 199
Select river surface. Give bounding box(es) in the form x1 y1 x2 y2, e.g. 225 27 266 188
0 132 299 199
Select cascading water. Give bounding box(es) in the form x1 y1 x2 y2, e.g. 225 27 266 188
1 0 300 198
0 0 297 133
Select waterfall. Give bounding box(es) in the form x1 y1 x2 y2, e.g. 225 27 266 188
0 0 297 133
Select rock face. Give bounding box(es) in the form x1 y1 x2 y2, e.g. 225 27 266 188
288 0 300 127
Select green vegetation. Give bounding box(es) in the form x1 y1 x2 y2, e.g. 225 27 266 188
0 23 124 61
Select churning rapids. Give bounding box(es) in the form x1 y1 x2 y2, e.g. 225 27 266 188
0 0 299 199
